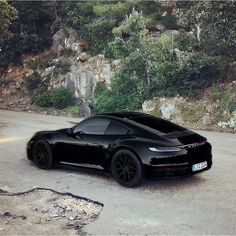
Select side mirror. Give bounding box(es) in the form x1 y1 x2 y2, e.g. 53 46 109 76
66 128 73 136
74 131 85 140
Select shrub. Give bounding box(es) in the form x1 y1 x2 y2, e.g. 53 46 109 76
94 73 145 113
209 84 222 102
94 89 127 113
24 72 47 95
227 96 236 113
50 87 74 109
33 91 53 108
33 87 74 109
67 105 80 117
151 53 219 98
93 81 106 98
175 30 199 52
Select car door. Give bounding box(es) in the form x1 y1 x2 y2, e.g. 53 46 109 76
68 118 110 166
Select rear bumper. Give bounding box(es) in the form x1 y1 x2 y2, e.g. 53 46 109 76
146 155 212 177
143 141 212 177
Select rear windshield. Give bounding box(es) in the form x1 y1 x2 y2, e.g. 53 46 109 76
131 116 186 134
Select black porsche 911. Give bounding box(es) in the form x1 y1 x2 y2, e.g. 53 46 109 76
27 112 212 187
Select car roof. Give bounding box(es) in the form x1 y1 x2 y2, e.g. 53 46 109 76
98 111 148 119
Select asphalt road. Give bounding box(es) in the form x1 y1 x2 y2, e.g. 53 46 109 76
0 109 236 235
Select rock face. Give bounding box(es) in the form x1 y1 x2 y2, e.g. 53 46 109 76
43 28 122 104
53 71 96 101
51 29 68 53
142 96 216 128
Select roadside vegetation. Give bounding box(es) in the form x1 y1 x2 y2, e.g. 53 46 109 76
0 1 235 129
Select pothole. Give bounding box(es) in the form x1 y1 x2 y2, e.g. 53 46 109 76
0 188 103 235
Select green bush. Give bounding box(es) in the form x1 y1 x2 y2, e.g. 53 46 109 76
93 81 106 98
94 73 145 113
228 96 236 113
161 14 178 30
33 87 74 109
151 53 219 98
33 91 53 108
209 84 222 101
50 87 74 109
67 105 80 117
175 30 199 52
94 89 126 113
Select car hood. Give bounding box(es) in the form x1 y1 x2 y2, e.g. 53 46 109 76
31 128 69 139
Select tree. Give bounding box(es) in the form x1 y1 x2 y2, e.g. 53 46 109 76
0 0 17 49
0 1 54 67
186 1 236 61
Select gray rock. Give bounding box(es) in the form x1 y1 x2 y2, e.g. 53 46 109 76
77 53 90 63
103 64 111 86
71 42 81 55
51 29 68 53
160 103 176 120
68 216 76 221
31 217 42 224
202 115 212 125
41 66 55 78
64 28 77 48
80 105 91 117
206 104 214 113
112 59 122 69
155 24 165 32
142 100 156 113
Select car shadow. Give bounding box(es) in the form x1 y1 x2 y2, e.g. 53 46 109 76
140 175 206 192
54 162 205 191
56 163 112 179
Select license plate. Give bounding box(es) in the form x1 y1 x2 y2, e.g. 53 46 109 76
192 161 208 172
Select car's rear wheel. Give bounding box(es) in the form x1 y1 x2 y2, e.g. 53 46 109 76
111 149 144 187
33 140 54 169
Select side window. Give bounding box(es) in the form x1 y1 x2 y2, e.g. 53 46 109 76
105 121 130 135
74 118 110 135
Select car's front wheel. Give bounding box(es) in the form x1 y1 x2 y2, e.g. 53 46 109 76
33 140 54 169
111 149 144 187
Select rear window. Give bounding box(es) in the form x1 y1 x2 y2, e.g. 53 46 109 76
131 116 186 134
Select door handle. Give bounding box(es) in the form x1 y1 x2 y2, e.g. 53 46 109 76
89 143 99 147
75 135 82 140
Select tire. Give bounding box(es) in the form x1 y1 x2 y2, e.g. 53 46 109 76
33 140 54 169
111 149 144 187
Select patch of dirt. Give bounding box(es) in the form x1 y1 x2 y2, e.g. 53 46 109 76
0 188 103 235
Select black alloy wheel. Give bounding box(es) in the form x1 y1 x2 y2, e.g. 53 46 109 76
111 149 144 187
33 140 54 169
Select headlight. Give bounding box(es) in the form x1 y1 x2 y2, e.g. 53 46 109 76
148 147 182 152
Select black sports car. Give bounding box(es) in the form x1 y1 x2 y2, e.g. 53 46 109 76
27 112 212 187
